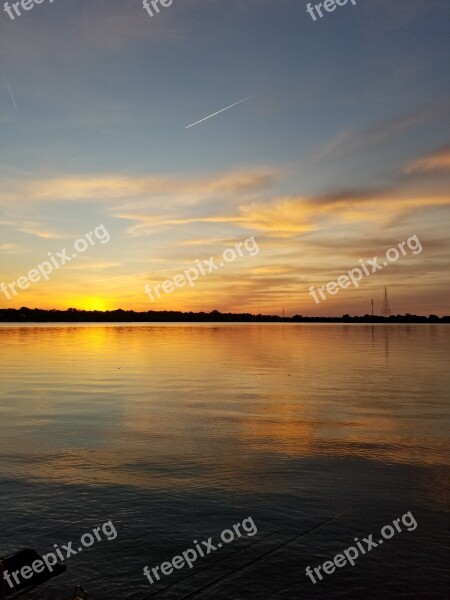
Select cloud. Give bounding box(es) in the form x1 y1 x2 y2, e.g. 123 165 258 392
406 146 450 174
235 189 450 237
16 227 66 239
0 170 277 206
238 198 315 235
3 169 446 247
66 261 122 271
0 243 22 254
319 101 450 159
0 213 69 239
110 176 450 242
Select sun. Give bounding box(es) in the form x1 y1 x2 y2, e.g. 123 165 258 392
80 298 109 312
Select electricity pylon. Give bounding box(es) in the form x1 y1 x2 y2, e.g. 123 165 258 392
380 286 391 317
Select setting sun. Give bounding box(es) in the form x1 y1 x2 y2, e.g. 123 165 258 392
79 298 109 312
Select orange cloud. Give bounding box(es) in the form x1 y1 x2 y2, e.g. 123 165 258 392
406 146 450 173
0 169 277 207
239 198 316 235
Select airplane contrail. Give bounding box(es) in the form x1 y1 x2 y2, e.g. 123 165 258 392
1 66 18 111
6 81 18 111
185 94 258 129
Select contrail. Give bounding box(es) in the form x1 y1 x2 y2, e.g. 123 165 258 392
1 65 18 111
185 94 257 129
6 81 18 111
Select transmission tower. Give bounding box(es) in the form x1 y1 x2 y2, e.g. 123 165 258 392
380 286 391 317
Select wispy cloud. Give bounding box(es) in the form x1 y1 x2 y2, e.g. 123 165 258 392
16 227 67 239
0 170 277 207
0 243 22 254
406 145 450 174
319 101 450 159
153 189 448 234
66 261 122 271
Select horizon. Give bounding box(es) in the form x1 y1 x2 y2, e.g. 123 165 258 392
1 306 448 321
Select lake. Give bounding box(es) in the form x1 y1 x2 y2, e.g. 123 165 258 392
0 324 448 599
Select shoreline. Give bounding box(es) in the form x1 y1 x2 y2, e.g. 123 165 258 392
0 308 449 324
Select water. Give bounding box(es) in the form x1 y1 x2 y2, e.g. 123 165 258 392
0 324 448 599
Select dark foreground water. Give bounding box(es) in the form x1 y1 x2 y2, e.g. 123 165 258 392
0 324 448 600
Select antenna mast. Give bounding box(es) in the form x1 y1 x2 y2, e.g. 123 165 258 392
380 286 391 317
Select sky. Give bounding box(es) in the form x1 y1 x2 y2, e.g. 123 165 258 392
0 0 449 316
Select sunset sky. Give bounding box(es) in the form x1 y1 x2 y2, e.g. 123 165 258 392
0 0 449 315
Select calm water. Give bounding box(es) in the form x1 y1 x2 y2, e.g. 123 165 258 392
0 324 449 599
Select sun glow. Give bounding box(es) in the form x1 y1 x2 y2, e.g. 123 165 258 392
80 298 109 312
